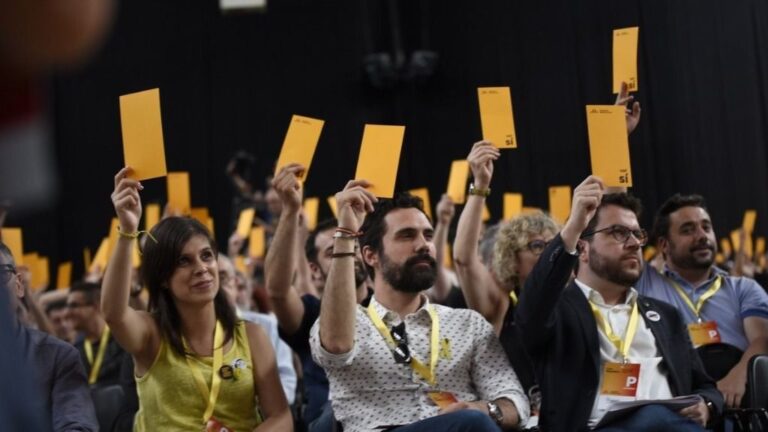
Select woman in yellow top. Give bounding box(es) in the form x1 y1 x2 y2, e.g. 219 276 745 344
102 167 292 431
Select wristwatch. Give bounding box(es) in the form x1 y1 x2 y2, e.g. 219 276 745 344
468 183 491 197
486 400 504 427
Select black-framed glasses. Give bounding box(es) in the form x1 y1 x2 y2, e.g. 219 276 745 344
526 240 551 255
581 224 648 246
389 322 412 364
0 264 16 284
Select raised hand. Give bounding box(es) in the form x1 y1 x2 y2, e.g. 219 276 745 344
615 81 642 135
111 167 143 233
561 176 605 249
436 194 455 226
271 163 305 214
467 141 500 189
335 179 377 233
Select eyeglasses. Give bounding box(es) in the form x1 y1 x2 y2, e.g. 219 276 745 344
581 224 648 246
389 322 412 364
526 239 551 255
0 264 16 284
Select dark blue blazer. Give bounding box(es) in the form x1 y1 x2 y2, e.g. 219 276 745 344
515 234 724 432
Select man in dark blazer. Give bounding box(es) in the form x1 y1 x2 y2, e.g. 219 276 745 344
516 176 723 432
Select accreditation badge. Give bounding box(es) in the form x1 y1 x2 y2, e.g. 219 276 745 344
205 417 233 432
596 362 641 414
427 391 459 409
688 321 721 347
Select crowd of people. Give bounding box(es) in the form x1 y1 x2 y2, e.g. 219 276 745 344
3 89 768 432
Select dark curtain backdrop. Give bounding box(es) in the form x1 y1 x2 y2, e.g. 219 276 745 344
13 0 768 280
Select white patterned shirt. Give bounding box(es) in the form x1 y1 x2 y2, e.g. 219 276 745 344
310 295 529 432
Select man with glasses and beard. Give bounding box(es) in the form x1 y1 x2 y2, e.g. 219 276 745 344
635 194 768 408
310 180 528 432
516 177 722 432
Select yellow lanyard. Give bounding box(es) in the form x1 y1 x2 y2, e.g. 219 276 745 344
84 326 111 385
367 301 440 386
669 275 722 321
589 300 640 362
509 290 518 306
183 321 225 425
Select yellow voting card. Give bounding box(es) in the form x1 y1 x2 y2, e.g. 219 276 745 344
522 207 543 215
89 237 109 274
504 193 523 221
119 88 167 181
613 27 639 93
478 87 518 149
303 198 319 231
446 160 470 204
249 226 266 258
327 196 338 217
132 239 141 269
274 115 325 180
236 208 255 238
731 230 742 254
37 256 50 289
167 172 191 215
205 217 215 238
83 248 92 273
2 227 23 264
549 186 572 225
145 203 160 232
408 188 432 220
234 256 247 275
57 262 72 290
743 210 757 233
482 203 491 222
355 124 406 198
756 237 766 257
586 106 632 187
720 238 732 257
643 246 657 262
191 207 210 225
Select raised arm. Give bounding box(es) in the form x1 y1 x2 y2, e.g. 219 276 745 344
319 180 376 354
264 164 306 335
453 141 501 319
429 193 455 303
101 167 157 364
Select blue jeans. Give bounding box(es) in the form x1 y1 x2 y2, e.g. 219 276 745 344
390 410 501 432
596 404 706 432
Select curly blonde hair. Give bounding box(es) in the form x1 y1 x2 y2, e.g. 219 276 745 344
492 212 559 289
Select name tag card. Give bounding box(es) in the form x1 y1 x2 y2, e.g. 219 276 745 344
600 362 640 397
688 321 721 347
427 391 458 409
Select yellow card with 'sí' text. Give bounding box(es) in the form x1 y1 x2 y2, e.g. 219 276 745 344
446 160 470 204
236 208 256 238
478 87 518 149
548 186 572 225
274 115 325 181
586 106 632 187
119 88 168 181
743 210 757 233
1 227 23 264
355 124 406 198
167 172 191 215
249 226 266 258
145 203 160 232
303 198 319 231
504 193 523 221
327 196 338 217
408 188 432 220
613 27 639 93
57 262 72 290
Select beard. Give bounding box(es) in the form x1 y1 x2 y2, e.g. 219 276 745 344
669 238 715 270
588 247 642 287
380 251 437 293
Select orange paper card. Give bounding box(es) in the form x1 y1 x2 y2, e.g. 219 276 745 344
23 253 38 284
274 115 325 180
131 239 141 269
83 248 92 273
600 362 640 397
743 210 757 233
303 197 319 231
548 186 572 225
521 207 543 215
477 87 518 148
89 237 109 274
249 226 266 258
1 227 23 264
119 88 168 181
731 230 742 254
327 196 338 217
446 160 470 204
354 124 406 198
145 203 161 232
37 256 50 289
720 238 732 257
756 237 765 257
643 246 657 262
205 217 215 237
482 203 491 222
504 193 523 221
191 207 210 225
427 391 459 409
586 105 632 187
613 27 639 93
236 208 256 238
688 321 721 347
56 262 72 290
408 188 432 220
167 172 191 215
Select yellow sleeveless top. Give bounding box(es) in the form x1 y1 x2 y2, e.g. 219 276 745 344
134 320 262 431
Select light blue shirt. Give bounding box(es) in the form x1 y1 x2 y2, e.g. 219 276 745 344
635 264 768 351
239 310 297 404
